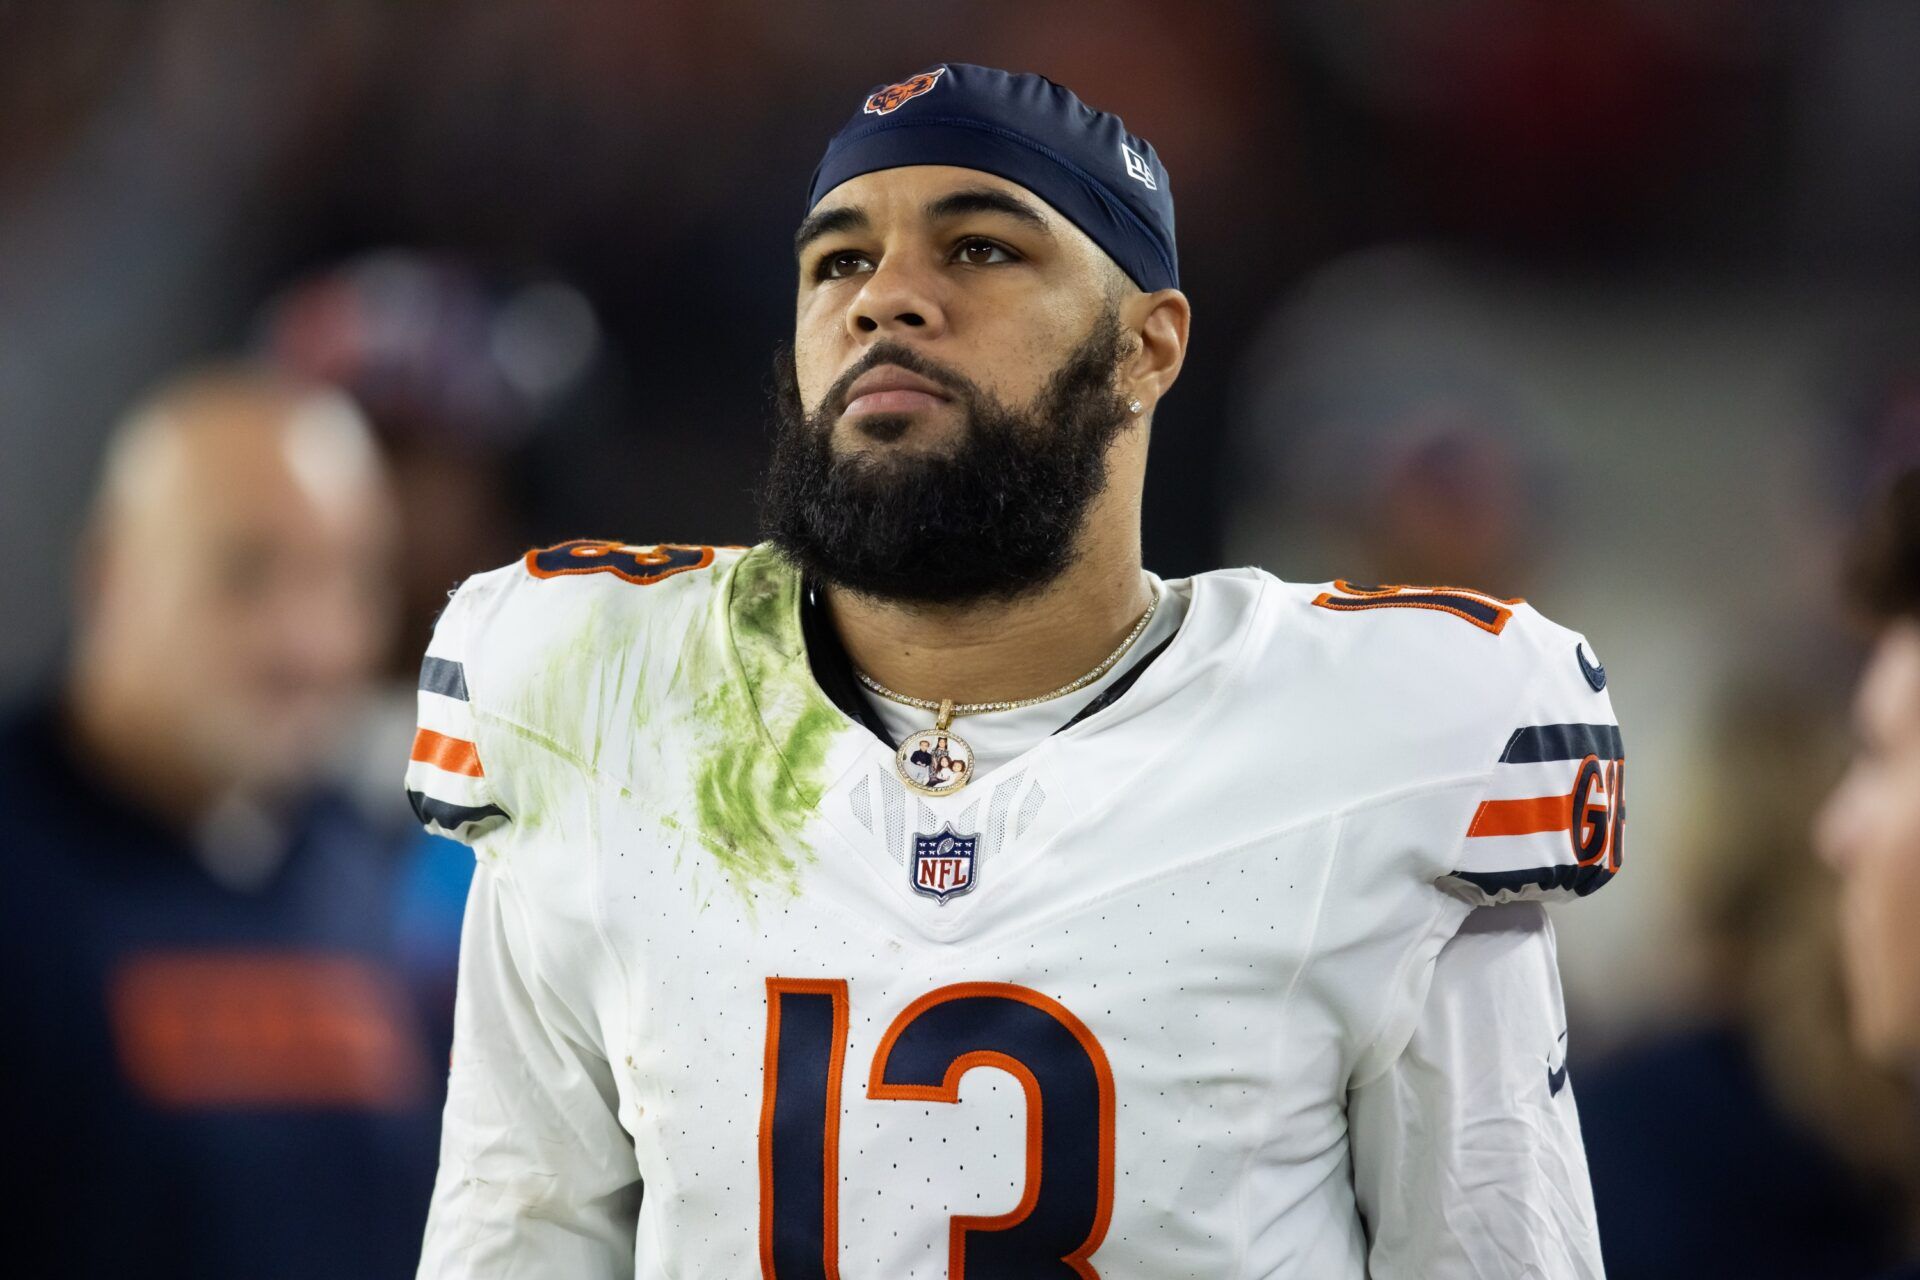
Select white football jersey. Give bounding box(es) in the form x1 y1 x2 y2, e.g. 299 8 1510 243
408 541 1622 1279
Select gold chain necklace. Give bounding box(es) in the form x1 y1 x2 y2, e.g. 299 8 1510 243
857 583 1160 796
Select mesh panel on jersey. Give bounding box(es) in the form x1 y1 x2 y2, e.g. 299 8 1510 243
1016 781 1047 838
849 775 873 832
882 772 905 863
986 771 1025 866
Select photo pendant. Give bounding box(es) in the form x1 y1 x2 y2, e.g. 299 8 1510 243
895 727 975 796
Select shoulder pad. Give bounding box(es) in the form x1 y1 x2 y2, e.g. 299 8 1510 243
403 540 745 843
1281 578 1626 904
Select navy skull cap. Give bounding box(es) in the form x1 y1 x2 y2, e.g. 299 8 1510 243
806 63 1178 293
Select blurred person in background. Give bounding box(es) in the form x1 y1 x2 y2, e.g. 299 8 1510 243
1580 677 1914 1279
1821 467 1920 1279
1224 249 1558 600
257 250 602 690
0 367 441 1279
257 249 604 1059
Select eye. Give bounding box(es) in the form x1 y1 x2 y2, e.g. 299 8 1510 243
815 249 874 281
952 238 1016 267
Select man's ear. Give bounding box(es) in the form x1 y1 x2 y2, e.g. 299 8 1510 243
1122 288 1190 412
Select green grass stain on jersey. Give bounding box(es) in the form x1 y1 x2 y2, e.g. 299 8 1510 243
481 583 667 857
680 546 844 897
472 542 839 902
505 583 680 777
686 690 837 891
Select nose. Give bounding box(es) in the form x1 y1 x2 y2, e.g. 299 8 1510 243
847 255 948 340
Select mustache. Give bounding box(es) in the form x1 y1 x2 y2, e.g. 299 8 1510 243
820 342 981 419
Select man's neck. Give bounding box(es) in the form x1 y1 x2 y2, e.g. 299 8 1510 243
823 524 1154 707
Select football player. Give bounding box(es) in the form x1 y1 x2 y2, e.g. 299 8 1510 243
412 64 1621 1278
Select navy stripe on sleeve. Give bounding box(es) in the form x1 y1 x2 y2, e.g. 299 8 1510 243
1498 723 1624 764
418 656 470 701
1447 863 1614 899
407 789 507 832
1315 591 1508 628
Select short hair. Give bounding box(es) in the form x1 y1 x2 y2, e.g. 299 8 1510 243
1845 467 1920 627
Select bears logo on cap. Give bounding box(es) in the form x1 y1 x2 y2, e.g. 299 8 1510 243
864 67 945 116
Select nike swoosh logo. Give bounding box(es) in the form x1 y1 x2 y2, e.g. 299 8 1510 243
1576 642 1607 692
1547 1027 1570 1096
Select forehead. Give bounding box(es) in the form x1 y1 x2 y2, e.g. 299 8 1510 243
804 164 1091 249
136 400 385 549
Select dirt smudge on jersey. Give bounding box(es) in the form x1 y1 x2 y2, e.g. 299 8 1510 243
680 546 842 901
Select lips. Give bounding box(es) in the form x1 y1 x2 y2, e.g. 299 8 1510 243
840 364 952 417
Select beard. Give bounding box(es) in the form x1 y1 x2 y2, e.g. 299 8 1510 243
760 308 1136 605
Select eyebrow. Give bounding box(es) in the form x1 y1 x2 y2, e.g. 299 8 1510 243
793 205 869 258
792 186 1055 259
924 187 1053 236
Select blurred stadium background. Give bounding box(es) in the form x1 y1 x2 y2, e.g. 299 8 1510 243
5 1 1920 1275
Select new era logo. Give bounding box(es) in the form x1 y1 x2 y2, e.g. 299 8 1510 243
1122 143 1157 190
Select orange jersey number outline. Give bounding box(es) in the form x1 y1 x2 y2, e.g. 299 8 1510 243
524 539 719 587
759 980 1116 1278
1311 579 1521 635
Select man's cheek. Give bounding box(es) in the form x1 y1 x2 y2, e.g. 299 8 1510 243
797 368 831 418
791 333 835 413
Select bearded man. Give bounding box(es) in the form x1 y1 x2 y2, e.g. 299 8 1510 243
412 64 1621 1279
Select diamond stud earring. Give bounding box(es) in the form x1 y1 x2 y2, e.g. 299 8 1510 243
1128 397 1143 414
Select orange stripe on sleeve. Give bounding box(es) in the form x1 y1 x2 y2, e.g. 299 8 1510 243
410 727 484 778
1467 792 1570 838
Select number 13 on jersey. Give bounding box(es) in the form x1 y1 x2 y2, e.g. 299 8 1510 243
759 979 1117 1278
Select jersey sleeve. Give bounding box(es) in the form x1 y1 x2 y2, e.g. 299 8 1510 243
1348 902 1604 1279
1439 631 1625 905
409 567 643 1274
405 579 511 844
417 857 643 1277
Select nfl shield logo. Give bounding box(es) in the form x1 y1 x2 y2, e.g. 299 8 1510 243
911 824 977 905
